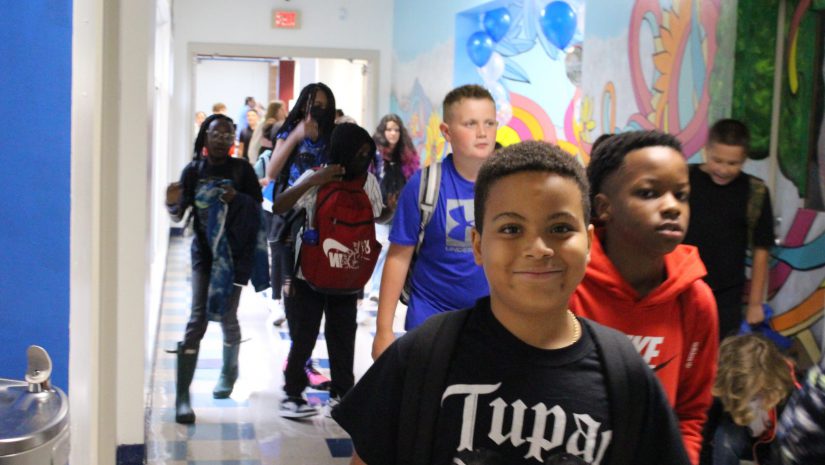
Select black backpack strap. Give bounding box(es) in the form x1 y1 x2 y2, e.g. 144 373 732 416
585 319 646 465
397 308 471 465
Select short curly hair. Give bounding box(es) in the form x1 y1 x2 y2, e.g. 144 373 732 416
474 141 589 234
586 130 682 219
713 334 795 427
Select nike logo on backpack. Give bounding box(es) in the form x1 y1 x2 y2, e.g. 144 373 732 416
322 238 352 256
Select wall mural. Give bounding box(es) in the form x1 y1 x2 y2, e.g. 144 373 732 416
739 0 825 366
582 0 718 157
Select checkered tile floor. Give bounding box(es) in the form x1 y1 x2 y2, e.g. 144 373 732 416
146 235 404 464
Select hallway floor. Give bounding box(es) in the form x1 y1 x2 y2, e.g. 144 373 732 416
146 235 404 464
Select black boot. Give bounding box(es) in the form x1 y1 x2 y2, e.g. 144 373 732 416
175 342 199 424
213 343 240 399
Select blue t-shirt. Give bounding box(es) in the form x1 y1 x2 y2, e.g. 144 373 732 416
389 154 488 329
276 126 329 187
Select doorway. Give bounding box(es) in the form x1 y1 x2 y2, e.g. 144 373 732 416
188 43 379 144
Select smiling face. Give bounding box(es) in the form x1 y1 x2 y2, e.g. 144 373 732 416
596 146 690 256
702 142 747 186
441 97 498 162
472 171 592 317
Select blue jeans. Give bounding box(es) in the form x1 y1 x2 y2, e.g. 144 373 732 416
183 268 242 347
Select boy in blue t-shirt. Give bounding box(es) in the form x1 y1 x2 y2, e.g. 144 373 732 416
372 84 498 360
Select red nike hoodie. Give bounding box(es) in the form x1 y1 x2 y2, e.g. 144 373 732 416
570 229 718 465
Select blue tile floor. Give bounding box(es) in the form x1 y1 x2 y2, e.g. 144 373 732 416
146 235 406 464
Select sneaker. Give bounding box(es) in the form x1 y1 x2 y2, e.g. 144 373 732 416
305 363 331 390
279 397 318 419
268 300 286 326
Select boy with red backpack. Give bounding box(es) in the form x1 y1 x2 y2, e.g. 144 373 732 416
273 123 387 418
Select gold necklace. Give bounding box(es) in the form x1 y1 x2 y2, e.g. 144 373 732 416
567 309 581 344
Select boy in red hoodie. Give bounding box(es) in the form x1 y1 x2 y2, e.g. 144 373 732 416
570 130 718 464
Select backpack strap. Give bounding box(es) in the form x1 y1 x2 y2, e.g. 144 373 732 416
397 308 471 465
415 161 442 255
746 175 767 251
585 319 646 465
400 161 442 304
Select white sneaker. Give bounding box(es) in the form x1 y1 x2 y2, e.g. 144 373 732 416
268 299 286 326
279 397 318 419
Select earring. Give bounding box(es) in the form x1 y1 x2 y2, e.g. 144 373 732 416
202 147 208 157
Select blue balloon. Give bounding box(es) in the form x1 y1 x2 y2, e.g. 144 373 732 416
540 1 577 51
466 31 494 67
483 7 512 42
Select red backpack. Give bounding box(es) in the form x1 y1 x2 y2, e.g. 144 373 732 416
299 174 381 294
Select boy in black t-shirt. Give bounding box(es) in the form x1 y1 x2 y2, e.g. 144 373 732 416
332 141 689 465
683 119 775 340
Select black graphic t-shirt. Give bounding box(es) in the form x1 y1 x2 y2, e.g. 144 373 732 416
433 305 611 465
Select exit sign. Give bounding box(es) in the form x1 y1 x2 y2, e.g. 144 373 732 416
272 10 300 29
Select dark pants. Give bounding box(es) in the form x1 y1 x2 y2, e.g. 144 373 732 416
269 241 293 300
183 268 242 347
283 278 357 399
714 285 745 341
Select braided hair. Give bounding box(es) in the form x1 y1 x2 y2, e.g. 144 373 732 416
585 130 682 217
278 82 336 151
193 113 235 160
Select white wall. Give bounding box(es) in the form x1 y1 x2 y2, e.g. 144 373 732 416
72 0 168 463
295 57 318 100
147 0 173 394
318 58 368 125
195 59 270 126
170 0 394 179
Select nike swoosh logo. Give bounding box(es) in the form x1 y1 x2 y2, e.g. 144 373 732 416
323 238 352 256
653 356 676 372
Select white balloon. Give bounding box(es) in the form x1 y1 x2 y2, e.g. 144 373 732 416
490 82 508 102
479 52 505 83
496 101 513 126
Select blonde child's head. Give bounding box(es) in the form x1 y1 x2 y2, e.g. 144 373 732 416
713 334 795 426
440 85 497 163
